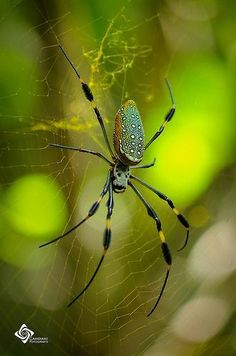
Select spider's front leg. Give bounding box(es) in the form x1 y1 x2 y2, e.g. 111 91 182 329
67 179 114 307
145 79 175 150
128 181 172 317
58 45 114 159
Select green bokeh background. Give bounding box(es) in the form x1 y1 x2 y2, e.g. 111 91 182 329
0 1 236 355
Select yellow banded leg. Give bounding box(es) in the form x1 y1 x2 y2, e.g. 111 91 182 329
172 208 190 251
130 174 190 251
128 181 172 316
103 182 113 250
147 216 172 317
145 79 176 150
58 45 114 157
39 171 111 248
67 181 114 308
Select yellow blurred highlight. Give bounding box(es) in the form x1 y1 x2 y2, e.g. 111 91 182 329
144 55 233 207
189 205 209 228
149 122 216 205
3 174 68 239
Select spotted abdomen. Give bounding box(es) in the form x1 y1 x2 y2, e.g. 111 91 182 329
113 100 145 165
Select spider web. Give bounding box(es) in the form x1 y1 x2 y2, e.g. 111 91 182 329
0 1 236 355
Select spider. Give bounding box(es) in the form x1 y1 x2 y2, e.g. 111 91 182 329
39 45 189 317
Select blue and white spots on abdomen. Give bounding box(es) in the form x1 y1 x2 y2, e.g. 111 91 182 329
113 100 145 166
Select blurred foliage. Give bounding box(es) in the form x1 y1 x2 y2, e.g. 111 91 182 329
145 54 234 204
0 0 236 355
2 174 67 239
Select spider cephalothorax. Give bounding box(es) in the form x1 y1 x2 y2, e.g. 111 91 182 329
112 161 130 193
39 45 190 317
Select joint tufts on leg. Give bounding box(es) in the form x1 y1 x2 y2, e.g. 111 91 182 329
82 82 94 101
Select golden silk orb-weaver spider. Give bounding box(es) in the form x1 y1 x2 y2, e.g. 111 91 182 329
39 45 190 317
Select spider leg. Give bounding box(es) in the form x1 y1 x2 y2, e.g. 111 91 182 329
145 79 175 150
58 45 114 159
49 143 113 165
67 180 114 307
130 158 156 169
39 171 111 248
128 181 172 317
130 175 189 251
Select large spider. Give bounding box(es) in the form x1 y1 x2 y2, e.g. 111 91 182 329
39 45 189 317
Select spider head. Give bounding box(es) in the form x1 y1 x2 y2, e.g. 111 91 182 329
112 161 130 193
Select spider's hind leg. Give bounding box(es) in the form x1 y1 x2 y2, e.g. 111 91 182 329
128 181 172 317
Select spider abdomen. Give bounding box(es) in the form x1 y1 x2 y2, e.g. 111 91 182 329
113 100 145 165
